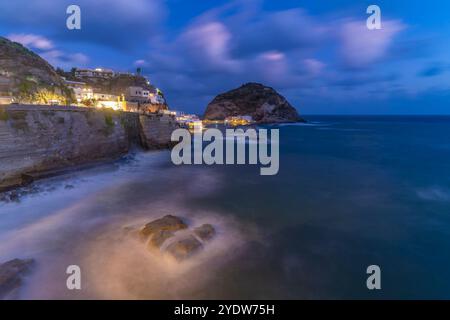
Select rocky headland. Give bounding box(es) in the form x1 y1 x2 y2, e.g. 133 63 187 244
203 82 304 123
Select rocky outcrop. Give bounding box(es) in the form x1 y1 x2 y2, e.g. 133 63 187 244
194 224 216 241
166 236 203 261
0 105 178 192
0 258 34 299
139 215 188 249
133 215 216 261
203 83 304 123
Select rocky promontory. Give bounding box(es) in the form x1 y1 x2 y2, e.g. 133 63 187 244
203 83 304 123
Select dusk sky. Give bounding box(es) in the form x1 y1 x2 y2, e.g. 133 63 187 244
1 0 449 114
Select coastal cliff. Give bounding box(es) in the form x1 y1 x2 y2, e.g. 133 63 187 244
0 105 178 191
203 83 303 123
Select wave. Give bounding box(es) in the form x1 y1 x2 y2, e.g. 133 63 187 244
0 151 257 299
417 187 450 202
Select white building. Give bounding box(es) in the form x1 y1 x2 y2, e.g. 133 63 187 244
149 92 165 104
0 96 12 105
93 93 119 101
64 79 94 102
75 68 115 79
93 93 122 110
126 86 146 98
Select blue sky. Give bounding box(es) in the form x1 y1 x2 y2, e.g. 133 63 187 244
0 0 449 114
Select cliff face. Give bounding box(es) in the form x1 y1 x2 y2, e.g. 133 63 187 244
203 83 303 123
0 105 178 191
139 114 179 149
0 37 73 104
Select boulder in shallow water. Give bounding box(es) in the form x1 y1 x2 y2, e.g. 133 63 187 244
132 216 217 261
0 258 34 299
165 235 203 261
194 224 216 241
148 230 175 250
139 215 187 240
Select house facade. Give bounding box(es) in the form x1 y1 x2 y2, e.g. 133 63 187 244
75 68 115 79
64 79 94 102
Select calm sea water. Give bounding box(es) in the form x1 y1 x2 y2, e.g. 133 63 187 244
1 116 450 299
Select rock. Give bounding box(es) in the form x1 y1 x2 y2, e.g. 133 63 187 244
131 217 217 261
148 230 175 250
0 258 34 299
139 215 188 248
194 224 216 242
203 83 304 123
165 235 203 261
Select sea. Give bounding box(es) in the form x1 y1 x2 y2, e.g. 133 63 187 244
1 115 450 299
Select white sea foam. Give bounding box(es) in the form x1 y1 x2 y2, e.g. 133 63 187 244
417 187 450 202
0 151 256 299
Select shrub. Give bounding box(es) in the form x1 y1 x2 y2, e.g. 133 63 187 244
0 109 9 121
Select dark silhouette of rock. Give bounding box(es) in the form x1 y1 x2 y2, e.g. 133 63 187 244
0 258 34 299
203 83 304 123
194 224 216 241
165 235 203 261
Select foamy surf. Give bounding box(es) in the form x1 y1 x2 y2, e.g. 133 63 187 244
0 151 256 299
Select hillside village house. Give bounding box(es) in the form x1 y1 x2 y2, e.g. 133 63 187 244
126 86 165 105
92 92 122 110
0 95 12 105
93 93 118 101
75 68 115 79
126 86 150 102
149 91 165 104
63 79 94 102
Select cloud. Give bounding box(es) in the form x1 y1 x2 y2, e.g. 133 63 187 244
139 4 412 112
303 59 325 76
7 33 89 69
179 21 240 72
41 50 89 69
0 0 167 50
232 8 327 58
7 33 54 50
134 60 148 67
418 63 446 77
339 19 405 68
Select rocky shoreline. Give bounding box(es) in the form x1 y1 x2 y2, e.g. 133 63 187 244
0 104 178 193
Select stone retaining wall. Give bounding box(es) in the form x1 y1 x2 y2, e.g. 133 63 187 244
0 105 178 191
